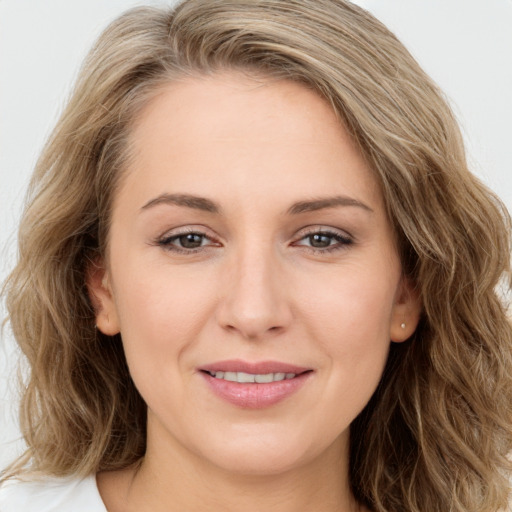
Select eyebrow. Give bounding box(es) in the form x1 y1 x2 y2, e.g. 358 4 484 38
286 195 373 215
141 193 220 213
141 193 373 215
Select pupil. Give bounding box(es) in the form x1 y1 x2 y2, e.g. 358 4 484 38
310 234 331 248
180 234 202 248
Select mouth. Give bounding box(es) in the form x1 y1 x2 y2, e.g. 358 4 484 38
198 360 313 408
203 370 299 383
199 359 312 381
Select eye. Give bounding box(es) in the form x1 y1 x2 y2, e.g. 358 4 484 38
173 233 208 249
294 229 353 253
155 229 217 254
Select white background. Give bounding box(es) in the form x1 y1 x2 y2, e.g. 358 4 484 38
1 0 511 470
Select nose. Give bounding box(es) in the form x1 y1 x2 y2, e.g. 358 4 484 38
215 242 293 341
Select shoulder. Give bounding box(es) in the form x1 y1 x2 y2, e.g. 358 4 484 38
0 474 107 512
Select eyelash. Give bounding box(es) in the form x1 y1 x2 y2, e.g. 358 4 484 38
154 228 353 255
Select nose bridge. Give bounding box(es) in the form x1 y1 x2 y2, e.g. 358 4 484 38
217 233 291 339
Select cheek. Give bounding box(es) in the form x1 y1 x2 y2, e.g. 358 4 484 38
305 280 396 431
297 261 398 345
110 259 216 376
109 262 222 426
295 260 399 399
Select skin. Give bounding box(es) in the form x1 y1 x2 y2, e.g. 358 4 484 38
89 72 421 512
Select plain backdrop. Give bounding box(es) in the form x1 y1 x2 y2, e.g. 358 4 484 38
1 0 511 471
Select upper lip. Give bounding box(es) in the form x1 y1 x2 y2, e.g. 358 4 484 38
199 359 311 375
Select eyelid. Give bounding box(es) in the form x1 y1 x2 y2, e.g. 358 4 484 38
294 225 353 241
158 225 218 240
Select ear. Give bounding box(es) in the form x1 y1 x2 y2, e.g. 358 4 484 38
86 258 120 336
390 276 422 343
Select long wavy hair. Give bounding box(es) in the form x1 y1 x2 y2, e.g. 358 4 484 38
2 1 511 510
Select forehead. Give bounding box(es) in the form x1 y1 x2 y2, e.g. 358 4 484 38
119 72 383 215
130 73 347 146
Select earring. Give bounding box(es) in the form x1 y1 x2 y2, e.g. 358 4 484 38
400 323 406 329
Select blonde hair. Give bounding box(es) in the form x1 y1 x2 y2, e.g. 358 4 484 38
3 1 511 510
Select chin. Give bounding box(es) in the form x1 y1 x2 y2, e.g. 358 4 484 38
208 447 310 476
193 425 344 477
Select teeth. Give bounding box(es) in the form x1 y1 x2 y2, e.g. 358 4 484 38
223 372 237 382
209 371 296 383
255 373 273 383
237 372 255 383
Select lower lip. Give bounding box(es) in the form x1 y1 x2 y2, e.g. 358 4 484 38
200 372 312 409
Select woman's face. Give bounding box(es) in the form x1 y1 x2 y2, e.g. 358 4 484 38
91 72 420 476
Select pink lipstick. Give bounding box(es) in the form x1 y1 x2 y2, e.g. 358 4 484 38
199 359 312 409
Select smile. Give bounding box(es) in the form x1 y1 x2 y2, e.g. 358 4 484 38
199 360 312 409
206 371 297 383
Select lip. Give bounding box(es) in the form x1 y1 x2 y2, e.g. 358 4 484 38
200 359 310 375
198 359 313 409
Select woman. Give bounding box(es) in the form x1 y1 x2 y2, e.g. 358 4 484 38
1 0 511 511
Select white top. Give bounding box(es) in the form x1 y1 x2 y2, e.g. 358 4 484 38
0 475 107 512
